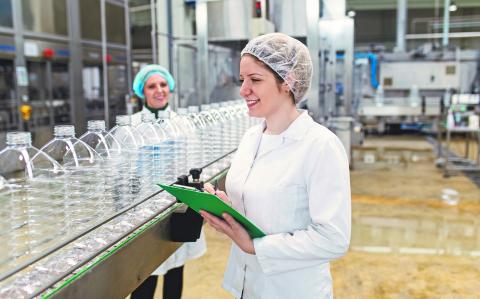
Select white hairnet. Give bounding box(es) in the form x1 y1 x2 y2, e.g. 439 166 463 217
241 33 313 103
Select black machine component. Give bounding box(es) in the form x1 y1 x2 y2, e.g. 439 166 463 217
169 168 204 242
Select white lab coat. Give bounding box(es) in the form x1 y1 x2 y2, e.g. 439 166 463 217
223 111 351 299
131 107 207 276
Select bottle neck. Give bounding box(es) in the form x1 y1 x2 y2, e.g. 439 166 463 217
6 132 31 147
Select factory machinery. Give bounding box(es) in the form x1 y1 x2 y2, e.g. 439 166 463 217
0 0 131 146
355 48 480 134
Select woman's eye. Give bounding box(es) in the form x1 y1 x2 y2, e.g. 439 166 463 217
239 79 244 84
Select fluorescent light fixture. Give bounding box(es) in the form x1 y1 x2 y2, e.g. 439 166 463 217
449 2 457 12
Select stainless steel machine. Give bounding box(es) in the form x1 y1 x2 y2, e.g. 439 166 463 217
0 0 131 144
355 49 479 134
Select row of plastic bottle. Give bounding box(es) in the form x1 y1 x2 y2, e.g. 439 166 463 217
0 99 259 269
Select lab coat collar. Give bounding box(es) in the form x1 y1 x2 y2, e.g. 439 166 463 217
249 110 312 142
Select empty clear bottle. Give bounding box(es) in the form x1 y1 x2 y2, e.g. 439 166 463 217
79 120 122 158
136 112 168 196
136 112 166 145
155 110 181 185
199 104 216 166
40 125 103 233
0 132 64 258
0 176 13 267
109 115 144 206
80 120 124 209
186 106 206 169
110 115 144 150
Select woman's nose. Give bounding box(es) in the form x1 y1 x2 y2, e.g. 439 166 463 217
239 81 250 97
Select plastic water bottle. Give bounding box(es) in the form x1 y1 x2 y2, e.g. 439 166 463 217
210 103 228 171
79 120 122 158
0 176 13 266
175 108 205 173
40 125 103 232
136 112 166 144
186 106 206 168
80 120 124 209
109 115 144 206
136 113 168 196
156 110 182 184
109 115 144 150
0 132 64 257
199 104 216 166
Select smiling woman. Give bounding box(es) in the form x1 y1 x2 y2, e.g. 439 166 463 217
132 64 175 120
129 64 207 299
144 74 171 109
200 32 351 299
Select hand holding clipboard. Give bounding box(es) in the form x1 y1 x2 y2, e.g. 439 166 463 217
159 184 266 239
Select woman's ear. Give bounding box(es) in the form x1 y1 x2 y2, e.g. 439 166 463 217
281 82 290 94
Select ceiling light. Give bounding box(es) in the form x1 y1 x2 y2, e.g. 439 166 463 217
347 10 356 18
449 2 457 12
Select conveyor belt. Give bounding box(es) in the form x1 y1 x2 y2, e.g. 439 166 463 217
0 150 236 299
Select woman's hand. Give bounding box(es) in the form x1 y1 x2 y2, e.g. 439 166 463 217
202 183 255 254
200 210 255 255
203 182 232 206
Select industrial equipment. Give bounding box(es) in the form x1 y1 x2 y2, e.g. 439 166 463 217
357 48 479 134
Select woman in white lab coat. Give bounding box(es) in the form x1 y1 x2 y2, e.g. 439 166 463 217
201 33 351 299
130 64 206 299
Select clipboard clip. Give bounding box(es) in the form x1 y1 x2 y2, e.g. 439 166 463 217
169 168 204 242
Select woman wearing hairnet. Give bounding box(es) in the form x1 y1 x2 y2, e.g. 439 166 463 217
130 64 206 299
131 64 176 125
201 33 351 298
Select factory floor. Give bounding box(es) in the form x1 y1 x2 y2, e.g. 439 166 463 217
153 135 480 299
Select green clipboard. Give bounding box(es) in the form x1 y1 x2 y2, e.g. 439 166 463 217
159 184 266 238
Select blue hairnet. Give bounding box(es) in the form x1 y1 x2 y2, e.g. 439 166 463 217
132 64 175 99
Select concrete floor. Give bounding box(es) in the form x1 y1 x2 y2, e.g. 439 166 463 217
153 135 480 299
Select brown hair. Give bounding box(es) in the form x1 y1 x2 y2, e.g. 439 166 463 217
243 54 295 104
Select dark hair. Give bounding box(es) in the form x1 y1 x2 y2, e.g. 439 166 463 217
243 54 295 104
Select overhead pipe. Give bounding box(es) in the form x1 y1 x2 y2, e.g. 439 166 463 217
443 0 451 47
100 0 109 126
150 0 157 63
306 0 321 119
396 0 407 52
196 0 209 106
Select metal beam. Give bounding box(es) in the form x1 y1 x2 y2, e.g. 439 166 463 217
196 0 209 106
343 18 354 116
67 0 86 134
101 0 110 126
167 0 173 72
442 0 450 47
306 0 321 119
406 31 480 39
395 0 407 52
347 0 480 10
125 0 133 95
11 0 28 130
150 0 157 64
